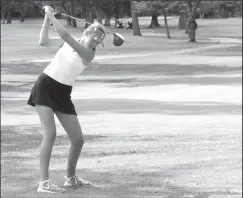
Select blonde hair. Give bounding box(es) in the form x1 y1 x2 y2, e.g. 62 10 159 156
84 22 106 38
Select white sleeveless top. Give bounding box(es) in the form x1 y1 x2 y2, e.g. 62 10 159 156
43 42 89 86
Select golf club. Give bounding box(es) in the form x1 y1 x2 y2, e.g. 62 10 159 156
60 12 124 47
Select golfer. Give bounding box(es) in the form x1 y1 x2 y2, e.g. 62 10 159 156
27 5 106 193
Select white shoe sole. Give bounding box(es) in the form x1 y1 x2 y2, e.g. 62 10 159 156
37 187 65 193
63 182 74 187
64 181 92 187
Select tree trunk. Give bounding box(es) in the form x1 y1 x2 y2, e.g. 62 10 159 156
149 11 160 28
186 18 197 41
164 12 171 39
96 8 103 24
186 0 201 42
104 14 111 26
6 11 12 24
19 5 29 23
65 7 72 26
131 1 142 36
71 19 77 28
2 12 6 24
94 0 103 24
114 3 120 28
61 1 72 26
66 17 72 26
70 0 77 27
59 1 71 26
20 10 27 22
188 27 196 42
115 17 118 28
20 12 25 22
85 8 93 28
177 13 187 29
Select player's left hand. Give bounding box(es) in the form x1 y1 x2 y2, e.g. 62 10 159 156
43 5 55 14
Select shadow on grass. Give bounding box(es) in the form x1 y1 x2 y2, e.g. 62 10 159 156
1 63 241 94
1 62 45 75
1 125 107 153
76 75 242 87
1 81 36 92
1 73 241 94
81 64 242 87
73 99 241 115
2 62 242 78
2 99 241 116
83 64 242 76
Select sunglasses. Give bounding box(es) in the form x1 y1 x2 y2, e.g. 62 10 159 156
94 28 105 42
87 27 105 42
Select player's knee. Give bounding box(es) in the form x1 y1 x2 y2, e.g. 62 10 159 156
50 130 57 140
72 134 84 148
44 128 56 141
78 135 84 148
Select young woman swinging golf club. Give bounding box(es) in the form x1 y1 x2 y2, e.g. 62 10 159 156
27 5 123 193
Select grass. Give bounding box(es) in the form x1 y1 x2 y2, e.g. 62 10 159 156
1 17 242 198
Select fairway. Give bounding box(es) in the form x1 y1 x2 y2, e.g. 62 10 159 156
1 17 242 198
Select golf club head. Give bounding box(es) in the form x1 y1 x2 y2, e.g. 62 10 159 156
113 33 124 47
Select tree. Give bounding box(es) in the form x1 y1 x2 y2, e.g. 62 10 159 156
15 0 35 22
163 8 171 39
197 1 214 18
131 1 160 28
213 1 242 18
34 0 73 26
59 0 77 27
148 1 167 28
80 0 94 28
163 0 201 41
37 0 79 27
70 0 77 27
132 1 171 38
91 0 103 23
114 0 125 27
167 1 187 29
185 0 201 42
133 1 171 30
131 1 142 36
177 10 187 29
99 0 116 26
1 0 15 24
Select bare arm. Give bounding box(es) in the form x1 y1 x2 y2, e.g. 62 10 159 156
45 11 94 64
39 14 64 47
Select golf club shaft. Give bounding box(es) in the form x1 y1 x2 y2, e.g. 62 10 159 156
60 13 92 24
60 12 115 35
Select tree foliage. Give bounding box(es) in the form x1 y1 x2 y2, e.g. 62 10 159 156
15 0 35 22
213 1 242 17
134 1 172 15
1 0 16 23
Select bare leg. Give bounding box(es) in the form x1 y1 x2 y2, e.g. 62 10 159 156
55 112 84 178
36 105 56 181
